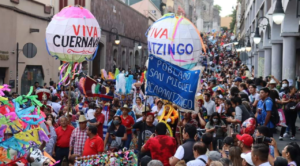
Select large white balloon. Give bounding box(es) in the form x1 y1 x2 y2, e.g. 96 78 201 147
46 6 101 63
147 13 204 69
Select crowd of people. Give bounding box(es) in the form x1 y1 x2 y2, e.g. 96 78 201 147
3 32 300 166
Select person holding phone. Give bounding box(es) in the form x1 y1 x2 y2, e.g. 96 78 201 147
205 112 227 150
104 116 127 151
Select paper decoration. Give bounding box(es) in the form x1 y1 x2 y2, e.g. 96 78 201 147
46 6 101 63
146 13 205 69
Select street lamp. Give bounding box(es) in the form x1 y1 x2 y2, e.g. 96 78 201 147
253 27 261 44
273 0 285 24
246 39 252 52
110 28 120 45
233 39 238 45
134 36 142 50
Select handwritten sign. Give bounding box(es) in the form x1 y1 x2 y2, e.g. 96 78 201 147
146 54 200 110
147 14 204 69
46 6 101 63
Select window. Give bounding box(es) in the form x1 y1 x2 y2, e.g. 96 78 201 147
59 0 68 11
21 66 44 95
203 5 206 11
75 0 86 7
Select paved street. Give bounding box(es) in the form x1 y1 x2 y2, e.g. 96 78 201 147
274 117 300 151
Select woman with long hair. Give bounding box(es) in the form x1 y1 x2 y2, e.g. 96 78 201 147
104 116 127 152
132 97 144 119
45 114 58 128
228 146 243 166
205 112 226 150
279 86 299 140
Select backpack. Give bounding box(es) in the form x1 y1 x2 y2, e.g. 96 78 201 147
263 99 279 126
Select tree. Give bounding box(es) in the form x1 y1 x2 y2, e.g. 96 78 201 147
221 27 228 31
229 8 236 32
214 5 222 12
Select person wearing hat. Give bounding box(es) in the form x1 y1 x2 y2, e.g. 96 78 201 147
120 104 135 149
236 134 253 155
267 77 280 95
241 152 254 166
69 114 88 158
233 77 242 87
206 151 222 166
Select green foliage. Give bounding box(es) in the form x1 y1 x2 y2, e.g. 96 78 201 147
229 8 237 32
221 27 228 31
214 4 222 12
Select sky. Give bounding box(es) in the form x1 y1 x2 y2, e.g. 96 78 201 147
214 0 237 17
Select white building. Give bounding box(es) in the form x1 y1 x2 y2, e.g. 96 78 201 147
242 0 300 84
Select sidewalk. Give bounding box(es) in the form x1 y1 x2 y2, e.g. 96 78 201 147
274 116 300 151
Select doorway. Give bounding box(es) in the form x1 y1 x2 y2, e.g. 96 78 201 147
92 42 104 76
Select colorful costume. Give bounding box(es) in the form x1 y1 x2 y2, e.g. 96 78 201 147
158 105 178 124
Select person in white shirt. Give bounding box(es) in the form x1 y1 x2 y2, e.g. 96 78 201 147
251 144 271 166
86 102 96 123
50 96 61 114
187 142 208 166
151 100 164 119
248 84 260 113
204 93 216 118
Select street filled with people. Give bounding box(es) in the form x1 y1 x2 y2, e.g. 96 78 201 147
1 30 300 166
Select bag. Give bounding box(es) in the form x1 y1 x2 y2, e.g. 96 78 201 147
263 99 279 126
285 101 297 112
277 108 287 127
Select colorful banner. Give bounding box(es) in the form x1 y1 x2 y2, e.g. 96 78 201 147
146 54 200 110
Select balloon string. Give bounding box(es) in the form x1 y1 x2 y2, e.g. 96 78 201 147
59 63 72 85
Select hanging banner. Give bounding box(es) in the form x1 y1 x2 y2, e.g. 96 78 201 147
146 54 200 110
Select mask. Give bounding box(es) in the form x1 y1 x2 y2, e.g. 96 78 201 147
213 119 218 123
282 83 287 88
113 120 120 125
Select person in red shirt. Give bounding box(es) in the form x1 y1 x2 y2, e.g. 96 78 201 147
54 116 74 166
120 104 135 149
89 105 105 138
83 125 104 156
141 122 177 166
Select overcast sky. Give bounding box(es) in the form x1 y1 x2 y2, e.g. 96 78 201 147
214 0 237 17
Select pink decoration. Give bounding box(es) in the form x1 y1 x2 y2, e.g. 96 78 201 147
0 84 10 96
53 6 95 20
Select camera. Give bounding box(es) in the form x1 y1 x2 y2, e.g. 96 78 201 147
196 129 206 141
254 136 271 144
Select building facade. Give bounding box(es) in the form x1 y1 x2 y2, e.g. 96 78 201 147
240 0 300 84
0 0 60 95
130 0 162 25
91 0 148 75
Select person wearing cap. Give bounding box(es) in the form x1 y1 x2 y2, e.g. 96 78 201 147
133 110 155 151
69 114 88 158
206 151 222 166
89 105 105 138
233 77 242 87
120 104 135 149
236 134 253 155
241 152 254 166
